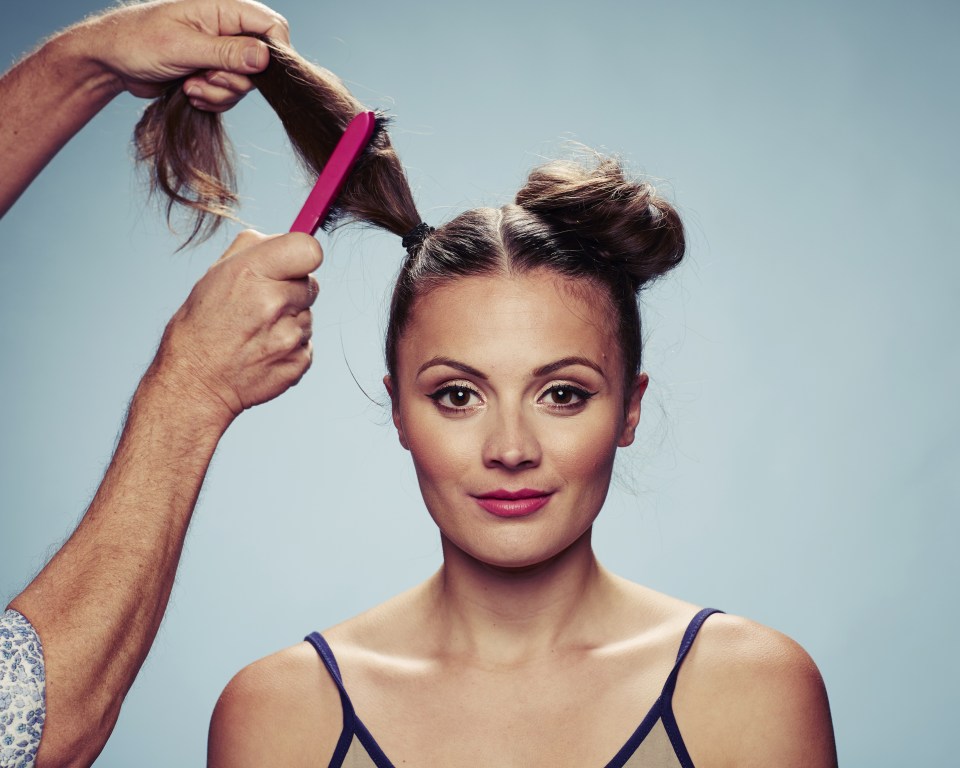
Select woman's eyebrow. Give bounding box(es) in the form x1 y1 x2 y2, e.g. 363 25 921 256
416 356 488 379
533 356 607 378
416 356 606 380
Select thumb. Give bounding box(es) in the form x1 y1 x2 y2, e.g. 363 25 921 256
254 233 324 281
181 32 269 75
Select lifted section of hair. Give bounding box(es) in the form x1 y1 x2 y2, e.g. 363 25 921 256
133 37 421 246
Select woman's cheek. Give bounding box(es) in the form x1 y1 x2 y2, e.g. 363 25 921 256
548 417 619 477
405 409 474 481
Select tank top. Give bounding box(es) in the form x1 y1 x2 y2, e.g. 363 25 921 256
306 607 721 768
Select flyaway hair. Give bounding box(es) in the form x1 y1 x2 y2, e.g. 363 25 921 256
134 36 421 245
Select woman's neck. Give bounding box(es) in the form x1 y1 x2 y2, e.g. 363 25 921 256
421 529 620 667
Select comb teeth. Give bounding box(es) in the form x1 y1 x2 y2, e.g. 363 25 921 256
318 111 391 231
290 111 377 236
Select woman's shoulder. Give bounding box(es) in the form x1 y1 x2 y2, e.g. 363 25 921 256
606 576 836 766
207 641 343 767
206 588 428 767
675 611 837 768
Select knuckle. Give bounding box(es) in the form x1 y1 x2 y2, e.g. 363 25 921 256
233 228 267 248
277 324 303 352
258 293 286 321
264 10 291 40
229 74 254 94
231 262 258 286
291 346 313 382
205 70 228 87
225 260 263 290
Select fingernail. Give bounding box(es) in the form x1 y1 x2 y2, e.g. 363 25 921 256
186 84 201 98
208 74 228 88
244 44 263 70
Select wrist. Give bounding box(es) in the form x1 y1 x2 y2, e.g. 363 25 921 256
135 356 238 443
48 19 125 104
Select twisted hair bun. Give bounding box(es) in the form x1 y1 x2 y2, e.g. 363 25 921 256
514 154 685 291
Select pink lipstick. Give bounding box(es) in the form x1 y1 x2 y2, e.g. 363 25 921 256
474 489 552 518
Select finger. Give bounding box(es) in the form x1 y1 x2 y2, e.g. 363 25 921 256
288 338 314 375
266 278 316 319
184 83 243 110
254 233 324 281
283 276 320 312
297 309 313 346
185 94 240 114
274 314 310 356
205 70 254 94
172 30 270 75
189 101 233 114
182 71 253 105
281 342 313 389
306 275 320 307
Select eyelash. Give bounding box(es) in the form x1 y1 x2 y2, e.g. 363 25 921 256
539 384 596 411
427 382 482 413
426 382 596 414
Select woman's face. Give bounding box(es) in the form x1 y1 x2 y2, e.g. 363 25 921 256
387 269 646 569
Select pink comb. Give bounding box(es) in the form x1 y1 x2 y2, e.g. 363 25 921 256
289 110 377 236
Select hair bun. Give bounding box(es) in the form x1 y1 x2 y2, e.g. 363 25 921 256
514 153 685 290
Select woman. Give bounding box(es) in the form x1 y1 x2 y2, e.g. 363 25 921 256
211 162 835 766
137 40 837 768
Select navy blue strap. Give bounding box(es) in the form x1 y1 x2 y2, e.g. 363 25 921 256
305 633 398 768
675 608 722 665
305 632 358 768
603 608 722 768
309 612 721 768
660 608 723 768
306 632 345 685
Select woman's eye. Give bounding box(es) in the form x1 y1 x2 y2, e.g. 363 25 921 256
428 384 481 410
540 384 595 408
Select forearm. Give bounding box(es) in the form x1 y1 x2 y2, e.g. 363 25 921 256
8 363 233 768
0 0 291 221
0 22 121 218
4 225 318 767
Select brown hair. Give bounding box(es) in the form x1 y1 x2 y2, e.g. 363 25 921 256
134 39 684 386
386 154 685 386
133 37 420 243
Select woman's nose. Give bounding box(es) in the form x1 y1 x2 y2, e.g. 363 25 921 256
481 406 542 470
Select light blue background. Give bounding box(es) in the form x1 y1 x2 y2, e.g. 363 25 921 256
2 1 957 765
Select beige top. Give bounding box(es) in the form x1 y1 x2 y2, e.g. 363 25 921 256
336 717 683 768
307 608 719 768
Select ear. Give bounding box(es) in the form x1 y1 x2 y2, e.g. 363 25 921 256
618 372 648 448
383 375 409 451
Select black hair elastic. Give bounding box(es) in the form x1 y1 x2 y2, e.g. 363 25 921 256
401 222 434 252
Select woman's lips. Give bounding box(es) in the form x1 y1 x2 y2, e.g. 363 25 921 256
473 489 553 518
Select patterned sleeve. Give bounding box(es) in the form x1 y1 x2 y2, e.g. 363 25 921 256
0 610 45 768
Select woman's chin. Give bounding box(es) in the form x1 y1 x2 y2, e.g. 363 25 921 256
445 526 594 573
